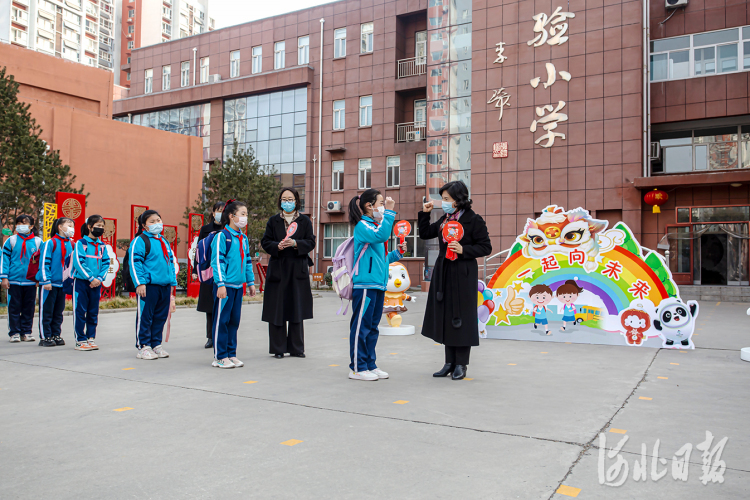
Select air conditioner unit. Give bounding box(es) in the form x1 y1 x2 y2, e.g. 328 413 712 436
650 142 661 160
665 0 688 9
327 200 341 211
326 266 333 274
208 74 221 83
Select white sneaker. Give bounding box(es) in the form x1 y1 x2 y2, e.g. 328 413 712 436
20 334 36 342
370 368 389 379
349 370 378 381
212 358 235 369
229 357 243 367
9 334 21 343
152 345 169 358
137 347 158 360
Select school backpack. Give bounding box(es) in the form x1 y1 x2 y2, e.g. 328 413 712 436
331 237 368 315
122 234 151 293
195 229 233 284
5 234 42 282
25 237 74 293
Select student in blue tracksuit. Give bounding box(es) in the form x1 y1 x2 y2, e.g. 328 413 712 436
72 215 110 351
36 217 75 347
129 210 177 361
1 215 42 343
347 189 404 381
211 200 256 369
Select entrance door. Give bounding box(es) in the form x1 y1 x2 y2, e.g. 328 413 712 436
700 233 728 285
414 99 426 126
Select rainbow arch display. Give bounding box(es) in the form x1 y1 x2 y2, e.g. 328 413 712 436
480 205 696 349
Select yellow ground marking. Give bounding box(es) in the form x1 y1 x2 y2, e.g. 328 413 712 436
670 362 680 365
329 364 339 367
508 363 517 366
389 353 397 355
541 351 548 354
122 368 135 371
393 400 409 404
281 439 303 446
556 485 581 497
679 351 687 353
435 343 440 345
113 407 133 412
609 428 627 434
658 376 668 379
565 342 572 344
463 378 474 381
639 397 653 401
243 381 258 384
716 302 721 306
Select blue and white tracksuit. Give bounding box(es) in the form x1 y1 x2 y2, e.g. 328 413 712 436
211 227 255 361
349 211 402 373
72 236 110 342
1 234 41 338
36 235 73 340
129 232 178 350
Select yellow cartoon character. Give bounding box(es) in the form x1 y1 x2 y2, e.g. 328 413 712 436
384 262 416 327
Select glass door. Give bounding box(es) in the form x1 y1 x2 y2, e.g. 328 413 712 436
414 99 426 126
666 225 693 285
415 31 426 65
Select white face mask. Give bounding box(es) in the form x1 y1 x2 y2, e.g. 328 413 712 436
214 212 222 224
234 216 248 228
373 206 385 221
64 227 75 238
16 225 30 234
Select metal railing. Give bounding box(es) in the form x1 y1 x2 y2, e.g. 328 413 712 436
396 122 426 143
482 249 510 283
397 57 426 78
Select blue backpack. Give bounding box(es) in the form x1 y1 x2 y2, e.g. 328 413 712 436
196 229 233 284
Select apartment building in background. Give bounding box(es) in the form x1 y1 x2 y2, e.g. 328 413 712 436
112 0 750 296
118 0 214 87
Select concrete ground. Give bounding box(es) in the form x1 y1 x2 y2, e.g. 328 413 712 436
0 292 748 499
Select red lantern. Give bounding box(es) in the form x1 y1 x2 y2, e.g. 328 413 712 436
644 188 668 214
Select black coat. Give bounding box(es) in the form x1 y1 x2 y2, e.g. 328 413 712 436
419 209 492 347
260 213 315 326
196 221 223 313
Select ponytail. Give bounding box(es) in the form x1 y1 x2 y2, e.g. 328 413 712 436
81 215 104 238
348 188 380 227
51 218 74 238
220 200 247 228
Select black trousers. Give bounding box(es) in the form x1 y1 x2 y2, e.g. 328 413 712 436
205 312 213 339
269 322 304 355
8 284 36 337
445 346 471 366
39 286 66 339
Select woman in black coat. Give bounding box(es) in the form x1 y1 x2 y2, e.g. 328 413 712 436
419 181 492 380
195 201 225 349
260 188 315 358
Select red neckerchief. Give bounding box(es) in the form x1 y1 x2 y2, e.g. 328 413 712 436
18 233 35 261
231 231 245 262
52 235 68 267
154 234 170 262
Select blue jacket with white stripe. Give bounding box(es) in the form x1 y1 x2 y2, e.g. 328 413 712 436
128 232 178 287
0 234 42 286
352 210 402 291
211 226 255 289
72 236 110 282
36 236 74 287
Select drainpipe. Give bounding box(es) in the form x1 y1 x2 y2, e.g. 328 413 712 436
192 47 197 86
643 0 650 178
315 18 324 274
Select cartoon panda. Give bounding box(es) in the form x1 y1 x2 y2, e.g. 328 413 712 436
653 298 699 349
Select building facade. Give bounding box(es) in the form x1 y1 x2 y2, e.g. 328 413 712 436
112 0 750 291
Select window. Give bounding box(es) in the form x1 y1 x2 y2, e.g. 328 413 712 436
651 126 750 174
127 25 134 34
128 41 134 49
386 156 400 187
162 6 171 19
162 22 171 35
323 223 350 258
650 27 750 82
64 11 81 24
162 65 171 90
298 36 309 65
200 57 209 83
332 161 344 191
85 19 97 34
64 27 80 43
387 221 424 257
36 36 55 53
333 100 345 130
252 46 262 74
85 37 95 53
128 8 135 18
127 72 131 82
181 61 189 87
334 28 346 58
37 17 55 32
358 159 371 189
99 50 111 62
361 22 373 53
39 0 56 14
145 69 153 93
274 41 285 69
416 153 426 186
11 7 28 23
230 50 240 78
359 95 372 127
62 45 79 62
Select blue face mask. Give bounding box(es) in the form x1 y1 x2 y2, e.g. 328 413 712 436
147 223 163 235
214 212 222 224
281 201 296 213
442 201 456 214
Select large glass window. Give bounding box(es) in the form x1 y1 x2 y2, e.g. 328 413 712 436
332 160 344 191
359 95 372 127
416 153 426 186
387 221 425 258
324 223 350 258
162 65 171 91
298 36 309 65
252 46 262 74
387 156 400 187
333 100 345 130
361 22 373 53
230 50 240 78
652 126 745 174
144 69 153 94
358 158 371 189
334 28 346 58
181 61 189 87
200 57 209 83
274 41 285 69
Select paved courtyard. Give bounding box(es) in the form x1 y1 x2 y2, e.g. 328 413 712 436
1 292 748 499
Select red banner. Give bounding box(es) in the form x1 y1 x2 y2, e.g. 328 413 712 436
187 213 203 298
55 192 86 237
101 218 117 300
130 205 149 239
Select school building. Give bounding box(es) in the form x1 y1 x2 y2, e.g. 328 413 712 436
111 0 750 297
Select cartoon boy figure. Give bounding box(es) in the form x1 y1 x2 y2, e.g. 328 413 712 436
555 280 583 332
529 284 553 335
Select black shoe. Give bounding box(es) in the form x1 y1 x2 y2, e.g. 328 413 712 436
204 339 213 349
451 365 467 380
54 336 65 346
290 353 305 358
40 338 56 347
274 354 284 359
433 363 455 377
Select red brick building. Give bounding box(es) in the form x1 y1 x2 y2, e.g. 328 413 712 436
113 0 750 295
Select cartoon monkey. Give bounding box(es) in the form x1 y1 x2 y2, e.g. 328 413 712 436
620 308 651 346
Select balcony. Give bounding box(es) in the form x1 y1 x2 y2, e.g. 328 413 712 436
397 56 426 79
396 122 426 143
